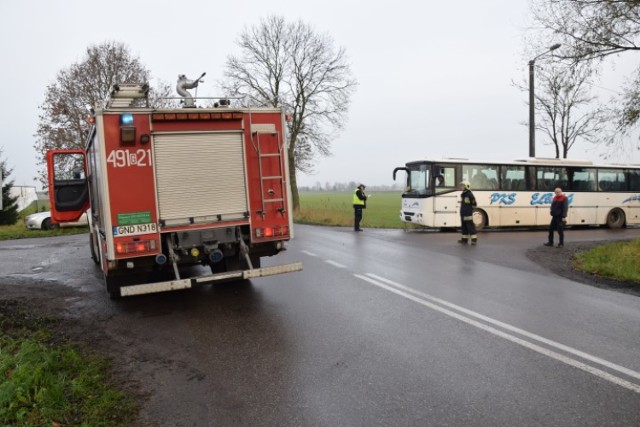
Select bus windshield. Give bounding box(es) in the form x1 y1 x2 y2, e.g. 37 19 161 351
405 163 431 196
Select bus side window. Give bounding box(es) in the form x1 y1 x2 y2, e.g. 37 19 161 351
628 170 640 191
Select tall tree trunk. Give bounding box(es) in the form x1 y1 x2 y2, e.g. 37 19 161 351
288 144 300 211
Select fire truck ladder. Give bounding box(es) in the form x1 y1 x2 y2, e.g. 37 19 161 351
106 83 150 108
251 125 287 218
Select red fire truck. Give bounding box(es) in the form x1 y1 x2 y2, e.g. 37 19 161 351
47 83 302 298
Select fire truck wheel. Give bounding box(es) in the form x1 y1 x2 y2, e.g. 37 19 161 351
105 275 122 299
89 232 100 264
250 256 261 269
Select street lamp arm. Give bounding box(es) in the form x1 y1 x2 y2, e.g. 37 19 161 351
528 43 561 158
532 43 562 63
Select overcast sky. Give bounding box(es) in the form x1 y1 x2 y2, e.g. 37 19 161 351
1 0 637 190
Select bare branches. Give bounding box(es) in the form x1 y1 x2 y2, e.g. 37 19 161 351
220 16 358 209
533 0 640 62
531 0 640 152
535 62 609 157
33 41 150 186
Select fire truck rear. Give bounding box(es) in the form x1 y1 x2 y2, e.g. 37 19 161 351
47 83 302 298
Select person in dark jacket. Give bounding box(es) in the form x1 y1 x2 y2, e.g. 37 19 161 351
458 181 478 245
544 187 569 248
353 184 367 231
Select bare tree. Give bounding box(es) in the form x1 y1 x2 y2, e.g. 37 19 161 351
220 15 358 210
535 62 609 158
34 41 150 186
149 80 182 109
531 0 640 138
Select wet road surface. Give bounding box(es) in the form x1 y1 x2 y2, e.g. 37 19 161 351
1 225 640 426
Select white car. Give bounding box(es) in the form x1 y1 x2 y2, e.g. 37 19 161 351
24 210 89 230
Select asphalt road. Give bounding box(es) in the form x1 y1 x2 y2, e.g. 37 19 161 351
1 225 640 426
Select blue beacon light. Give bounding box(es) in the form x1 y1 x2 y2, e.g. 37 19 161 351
120 113 134 125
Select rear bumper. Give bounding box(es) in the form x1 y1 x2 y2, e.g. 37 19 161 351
119 262 303 297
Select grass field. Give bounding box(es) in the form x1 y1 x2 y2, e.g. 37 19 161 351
296 191 405 229
0 200 87 240
574 239 640 283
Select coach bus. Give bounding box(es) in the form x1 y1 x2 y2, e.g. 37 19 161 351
392 158 640 230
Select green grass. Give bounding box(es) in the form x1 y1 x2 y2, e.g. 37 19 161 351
0 200 87 240
0 222 88 240
296 191 406 228
0 204 130 426
573 239 640 283
0 304 136 427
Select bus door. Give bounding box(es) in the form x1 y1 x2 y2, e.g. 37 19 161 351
432 164 458 227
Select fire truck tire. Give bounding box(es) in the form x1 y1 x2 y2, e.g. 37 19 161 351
105 275 122 299
89 232 100 264
210 254 261 274
250 256 261 269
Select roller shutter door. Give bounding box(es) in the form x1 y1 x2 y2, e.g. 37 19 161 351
153 132 248 224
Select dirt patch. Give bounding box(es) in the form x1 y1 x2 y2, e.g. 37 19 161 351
526 240 640 297
0 284 147 427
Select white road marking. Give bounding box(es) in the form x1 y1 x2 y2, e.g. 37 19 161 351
355 273 640 394
365 273 640 382
301 250 318 257
325 260 346 269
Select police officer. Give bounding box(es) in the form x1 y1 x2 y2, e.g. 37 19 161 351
458 181 478 245
353 184 367 231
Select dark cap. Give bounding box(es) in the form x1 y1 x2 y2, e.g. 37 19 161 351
358 183 366 189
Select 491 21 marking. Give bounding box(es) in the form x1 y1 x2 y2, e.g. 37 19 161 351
107 149 153 168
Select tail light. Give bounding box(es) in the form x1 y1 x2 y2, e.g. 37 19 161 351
255 225 289 238
116 239 157 254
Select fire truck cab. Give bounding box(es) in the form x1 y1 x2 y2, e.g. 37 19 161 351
47 83 302 297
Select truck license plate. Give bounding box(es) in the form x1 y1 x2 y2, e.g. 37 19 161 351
113 223 157 237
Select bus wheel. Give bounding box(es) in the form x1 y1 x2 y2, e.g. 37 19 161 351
606 208 625 229
472 209 487 231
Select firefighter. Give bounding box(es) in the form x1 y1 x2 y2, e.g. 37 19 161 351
353 184 367 231
458 180 478 245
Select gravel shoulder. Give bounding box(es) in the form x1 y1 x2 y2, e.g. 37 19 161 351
525 240 640 297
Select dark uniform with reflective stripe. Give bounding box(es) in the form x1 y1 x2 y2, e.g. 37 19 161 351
459 182 478 245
